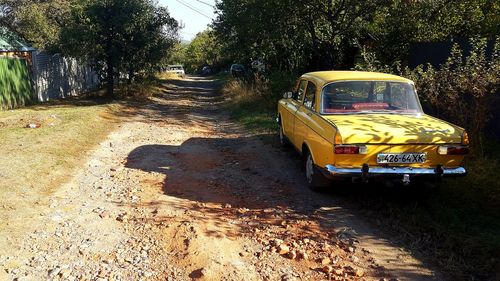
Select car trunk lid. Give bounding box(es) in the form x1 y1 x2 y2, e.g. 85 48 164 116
325 113 463 144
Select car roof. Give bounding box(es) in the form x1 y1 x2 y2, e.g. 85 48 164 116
302 71 413 85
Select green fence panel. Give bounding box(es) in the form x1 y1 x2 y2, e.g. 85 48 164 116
0 57 32 109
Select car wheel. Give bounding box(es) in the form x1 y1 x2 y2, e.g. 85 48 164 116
305 150 331 191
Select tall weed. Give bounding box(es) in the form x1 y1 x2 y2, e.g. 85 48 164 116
223 72 296 109
222 72 296 132
115 76 163 100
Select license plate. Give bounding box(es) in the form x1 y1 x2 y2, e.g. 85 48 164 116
377 153 426 164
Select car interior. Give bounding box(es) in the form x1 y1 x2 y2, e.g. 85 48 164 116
321 81 416 114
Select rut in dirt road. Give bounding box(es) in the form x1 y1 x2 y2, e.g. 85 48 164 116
2 76 442 281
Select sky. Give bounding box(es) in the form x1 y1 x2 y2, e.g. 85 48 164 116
159 0 217 42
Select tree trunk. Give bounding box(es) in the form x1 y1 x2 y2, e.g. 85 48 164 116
106 35 114 97
106 58 114 97
306 8 320 71
128 67 134 85
104 3 115 98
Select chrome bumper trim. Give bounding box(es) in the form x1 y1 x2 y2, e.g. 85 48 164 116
325 165 466 176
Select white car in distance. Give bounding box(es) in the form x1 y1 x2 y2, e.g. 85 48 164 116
166 65 185 78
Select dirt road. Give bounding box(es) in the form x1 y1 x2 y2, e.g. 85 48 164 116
1 77 442 280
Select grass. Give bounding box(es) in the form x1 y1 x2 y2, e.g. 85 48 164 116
432 159 500 278
229 99 277 132
0 73 168 201
0 98 125 240
0 76 170 254
156 72 184 80
350 161 500 280
211 71 232 80
0 100 122 200
222 76 279 134
221 75 500 280
114 75 171 100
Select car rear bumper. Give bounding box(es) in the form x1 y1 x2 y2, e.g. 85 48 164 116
325 164 466 178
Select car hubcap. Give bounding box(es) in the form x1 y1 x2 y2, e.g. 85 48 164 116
306 154 313 183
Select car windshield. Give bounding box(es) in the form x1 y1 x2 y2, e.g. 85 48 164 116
169 66 183 70
321 81 422 114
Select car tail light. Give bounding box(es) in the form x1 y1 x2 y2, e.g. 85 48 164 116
335 145 367 154
462 131 470 145
334 132 343 145
437 146 470 155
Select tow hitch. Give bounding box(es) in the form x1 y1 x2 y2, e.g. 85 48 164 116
403 174 411 185
361 164 369 183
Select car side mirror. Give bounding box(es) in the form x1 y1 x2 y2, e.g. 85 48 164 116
283 91 293 99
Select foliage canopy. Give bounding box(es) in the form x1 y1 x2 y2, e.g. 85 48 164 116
59 0 179 96
1 0 179 96
212 0 499 72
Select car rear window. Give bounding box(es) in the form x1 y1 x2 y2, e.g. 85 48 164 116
321 81 422 114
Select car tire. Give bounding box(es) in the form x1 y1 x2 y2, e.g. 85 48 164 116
305 150 331 191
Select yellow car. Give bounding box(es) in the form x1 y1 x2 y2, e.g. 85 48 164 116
277 71 469 189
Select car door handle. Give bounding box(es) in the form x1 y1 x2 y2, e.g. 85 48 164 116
306 112 313 117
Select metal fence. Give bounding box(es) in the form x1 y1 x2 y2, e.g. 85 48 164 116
32 51 100 102
409 38 495 69
0 57 32 109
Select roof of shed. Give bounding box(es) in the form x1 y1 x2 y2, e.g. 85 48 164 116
0 26 36 52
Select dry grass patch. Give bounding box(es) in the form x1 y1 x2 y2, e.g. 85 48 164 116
156 72 183 80
222 73 295 134
0 100 124 244
0 101 122 203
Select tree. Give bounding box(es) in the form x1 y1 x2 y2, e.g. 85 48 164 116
0 0 71 50
213 0 499 73
367 0 500 64
214 0 388 72
214 0 309 71
183 29 222 72
121 4 179 84
60 0 179 96
167 42 189 66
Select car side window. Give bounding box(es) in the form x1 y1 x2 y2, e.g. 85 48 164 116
303 81 316 110
295 80 307 102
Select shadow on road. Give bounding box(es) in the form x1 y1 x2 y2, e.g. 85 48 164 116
125 135 440 281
